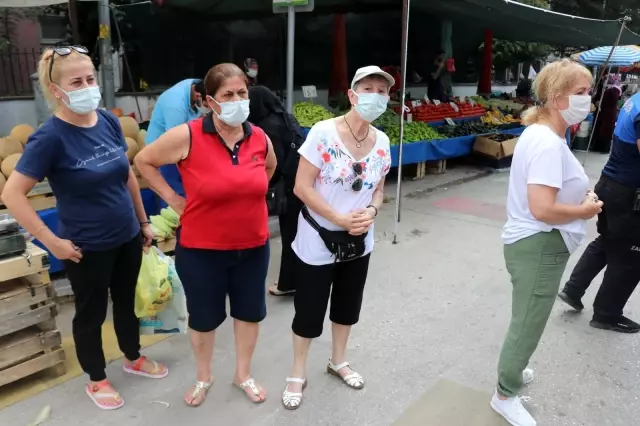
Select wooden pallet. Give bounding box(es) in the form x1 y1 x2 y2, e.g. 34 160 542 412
0 245 65 387
0 181 56 214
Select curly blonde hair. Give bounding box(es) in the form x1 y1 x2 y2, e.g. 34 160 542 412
521 59 593 126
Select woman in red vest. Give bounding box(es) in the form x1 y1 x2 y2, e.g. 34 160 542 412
135 63 277 407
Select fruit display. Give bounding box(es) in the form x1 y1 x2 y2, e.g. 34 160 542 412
384 122 444 146
437 122 499 138
481 109 520 125
1 153 22 178
396 103 459 122
293 102 335 128
125 137 139 163
137 129 147 151
455 101 487 117
373 109 401 128
0 137 24 159
9 124 35 146
119 116 140 139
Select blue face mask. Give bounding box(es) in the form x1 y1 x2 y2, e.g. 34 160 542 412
354 93 389 123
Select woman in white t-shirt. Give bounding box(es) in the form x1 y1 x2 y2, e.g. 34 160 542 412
281 66 393 410
490 59 603 426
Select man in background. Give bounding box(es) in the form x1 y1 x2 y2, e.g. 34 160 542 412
427 50 447 102
145 78 206 208
245 58 259 86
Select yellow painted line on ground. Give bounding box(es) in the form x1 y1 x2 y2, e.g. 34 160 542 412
0 321 169 409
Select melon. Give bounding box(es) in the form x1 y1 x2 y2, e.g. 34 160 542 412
9 124 35 145
0 173 6 194
125 137 139 162
137 129 147 151
119 116 140 139
1 153 22 178
0 137 24 159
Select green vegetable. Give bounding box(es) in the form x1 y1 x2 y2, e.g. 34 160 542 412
373 109 401 128
160 207 180 228
293 102 335 127
150 215 173 238
384 122 444 146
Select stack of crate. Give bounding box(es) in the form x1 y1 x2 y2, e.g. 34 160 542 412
0 244 65 387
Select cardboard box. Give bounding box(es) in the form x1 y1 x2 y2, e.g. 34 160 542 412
473 134 519 159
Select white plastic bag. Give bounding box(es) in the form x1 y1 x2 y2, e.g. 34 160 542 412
139 247 188 335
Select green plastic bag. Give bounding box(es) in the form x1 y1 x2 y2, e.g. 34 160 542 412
135 248 172 318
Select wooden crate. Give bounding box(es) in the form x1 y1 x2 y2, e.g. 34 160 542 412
0 245 65 386
0 181 56 214
155 236 176 254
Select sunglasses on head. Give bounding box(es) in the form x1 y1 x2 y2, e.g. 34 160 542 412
48 45 90 83
352 162 364 192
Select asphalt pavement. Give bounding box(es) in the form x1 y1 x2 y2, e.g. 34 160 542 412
1 153 638 426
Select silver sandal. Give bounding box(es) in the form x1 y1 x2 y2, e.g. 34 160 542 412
282 377 307 410
327 359 364 389
185 380 211 407
235 377 266 403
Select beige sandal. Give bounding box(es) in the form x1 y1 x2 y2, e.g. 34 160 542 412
235 377 266 403
185 380 211 407
327 359 364 389
282 377 307 410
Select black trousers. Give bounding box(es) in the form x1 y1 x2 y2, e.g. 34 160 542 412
64 234 143 382
276 190 303 292
292 253 371 339
564 175 640 320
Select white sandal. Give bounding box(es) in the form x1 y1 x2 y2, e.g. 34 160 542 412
327 359 364 389
282 377 307 410
185 380 212 407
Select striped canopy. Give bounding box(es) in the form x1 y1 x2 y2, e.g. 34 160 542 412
575 45 640 67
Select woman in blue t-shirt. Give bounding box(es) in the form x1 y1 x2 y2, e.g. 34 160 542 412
1 46 168 410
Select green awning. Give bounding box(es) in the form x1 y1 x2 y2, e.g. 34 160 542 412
162 0 640 46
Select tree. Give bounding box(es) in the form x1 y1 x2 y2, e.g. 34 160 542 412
479 0 553 74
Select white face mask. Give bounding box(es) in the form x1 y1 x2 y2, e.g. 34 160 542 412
246 69 258 78
58 85 101 115
353 92 389 123
558 94 591 126
196 105 211 116
210 98 250 127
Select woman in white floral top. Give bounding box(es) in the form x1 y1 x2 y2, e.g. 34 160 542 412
281 66 393 410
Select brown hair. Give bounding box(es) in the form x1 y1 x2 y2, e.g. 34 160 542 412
521 59 593 126
203 63 248 98
37 48 94 106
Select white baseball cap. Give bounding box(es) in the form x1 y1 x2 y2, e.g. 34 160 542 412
351 65 395 90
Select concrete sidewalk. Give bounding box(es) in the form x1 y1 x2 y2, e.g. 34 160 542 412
2 152 638 426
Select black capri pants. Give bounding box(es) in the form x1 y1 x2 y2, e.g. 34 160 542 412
292 253 371 339
175 238 270 333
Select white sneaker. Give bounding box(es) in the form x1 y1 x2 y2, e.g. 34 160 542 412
490 391 537 426
523 368 534 385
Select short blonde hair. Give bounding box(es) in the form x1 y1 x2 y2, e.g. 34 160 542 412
521 59 593 126
37 48 94 105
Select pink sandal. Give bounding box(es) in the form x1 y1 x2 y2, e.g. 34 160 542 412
123 355 168 379
85 380 124 410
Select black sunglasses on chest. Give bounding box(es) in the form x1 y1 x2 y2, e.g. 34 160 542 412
48 45 90 82
352 162 364 192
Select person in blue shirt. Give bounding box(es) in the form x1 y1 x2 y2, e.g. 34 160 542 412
559 92 640 333
145 79 206 208
1 46 168 410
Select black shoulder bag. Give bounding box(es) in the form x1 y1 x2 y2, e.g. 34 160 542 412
301 206 367 262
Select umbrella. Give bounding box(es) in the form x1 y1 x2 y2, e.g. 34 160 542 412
576 45 640 67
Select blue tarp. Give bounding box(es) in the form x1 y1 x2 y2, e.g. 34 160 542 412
390 135 478 167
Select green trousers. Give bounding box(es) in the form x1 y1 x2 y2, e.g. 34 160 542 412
498 230 570 397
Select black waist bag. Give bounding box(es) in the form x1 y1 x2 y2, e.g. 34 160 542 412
301 206 366 262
